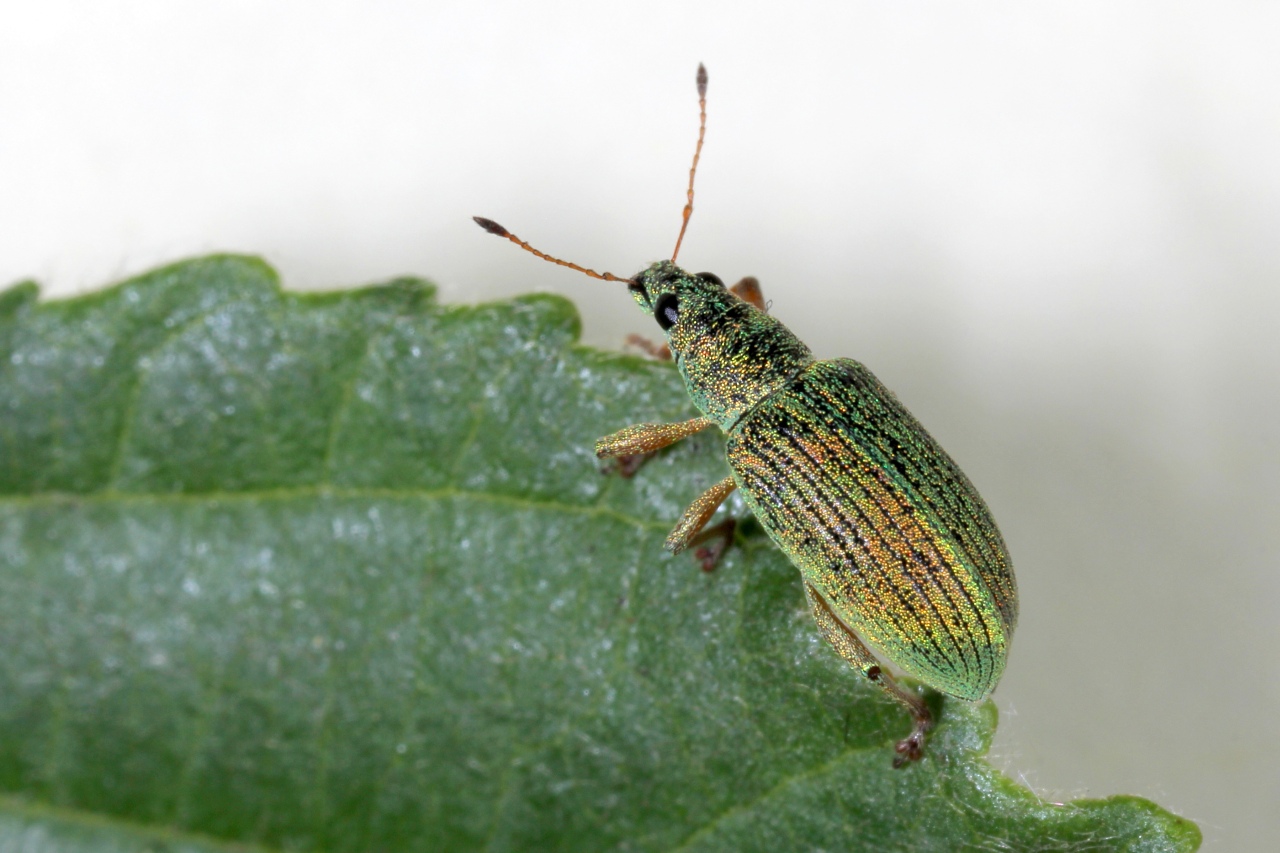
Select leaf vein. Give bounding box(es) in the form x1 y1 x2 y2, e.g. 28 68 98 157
104 301 239 490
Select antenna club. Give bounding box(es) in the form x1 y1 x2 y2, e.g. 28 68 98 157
469 216 627 283
472 216 510 237
696 63 708 97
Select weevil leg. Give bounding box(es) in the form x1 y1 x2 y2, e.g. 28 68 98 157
604 452 651 479
596 417 714 478
688 518 736 573
665 477 737 571
729 276 766 312
802 581 933 767
624 333 673 361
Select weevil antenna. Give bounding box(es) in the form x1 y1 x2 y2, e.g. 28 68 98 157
472 217 633 283
671 63 708 264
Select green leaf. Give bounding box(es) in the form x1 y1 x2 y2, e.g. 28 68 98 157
0 257 1200 852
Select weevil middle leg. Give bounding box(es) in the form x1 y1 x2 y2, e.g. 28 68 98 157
665 476 737 572
803 581 933 767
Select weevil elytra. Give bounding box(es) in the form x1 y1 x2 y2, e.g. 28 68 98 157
473 64 1017 766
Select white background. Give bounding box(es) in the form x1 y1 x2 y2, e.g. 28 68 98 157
2 2 1277 849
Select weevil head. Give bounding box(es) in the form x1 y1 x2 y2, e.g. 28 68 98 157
626 259 813 427
627 260 739 347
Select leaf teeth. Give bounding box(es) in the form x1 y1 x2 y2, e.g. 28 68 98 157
472 216 509 237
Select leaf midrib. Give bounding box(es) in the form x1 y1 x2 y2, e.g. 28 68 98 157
0 487 667 535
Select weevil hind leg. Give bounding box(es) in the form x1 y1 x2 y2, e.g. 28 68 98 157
595 416 714 478
802 581 933 767
664 477 737 571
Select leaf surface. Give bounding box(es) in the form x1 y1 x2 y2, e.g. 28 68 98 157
0 257 1200 851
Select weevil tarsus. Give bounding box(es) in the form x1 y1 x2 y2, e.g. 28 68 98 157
803 581 933 765
664 476 738 572
687 518 736 572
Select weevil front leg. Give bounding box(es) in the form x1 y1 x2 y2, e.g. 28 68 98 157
730 276 766 312
595 416 714 478
803 581 933 767
665 476 737 572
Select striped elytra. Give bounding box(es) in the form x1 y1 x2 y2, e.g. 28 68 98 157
727 358 1016 702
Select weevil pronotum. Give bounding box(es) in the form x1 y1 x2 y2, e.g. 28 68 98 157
473 64 1017 766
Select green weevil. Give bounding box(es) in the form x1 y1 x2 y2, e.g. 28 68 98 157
473 64 1017 766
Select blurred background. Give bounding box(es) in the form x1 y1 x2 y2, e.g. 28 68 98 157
1 2 1276 849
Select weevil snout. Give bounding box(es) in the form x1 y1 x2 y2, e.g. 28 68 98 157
627 260 729 315
626 260 680 312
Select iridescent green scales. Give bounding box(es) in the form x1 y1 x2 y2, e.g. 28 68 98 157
727 358 1016 701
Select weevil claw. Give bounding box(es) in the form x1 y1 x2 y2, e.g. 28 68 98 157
892 735 923 768
891 718 930 768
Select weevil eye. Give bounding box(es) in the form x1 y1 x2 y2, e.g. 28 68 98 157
696 272 724 288
654 292 680 330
